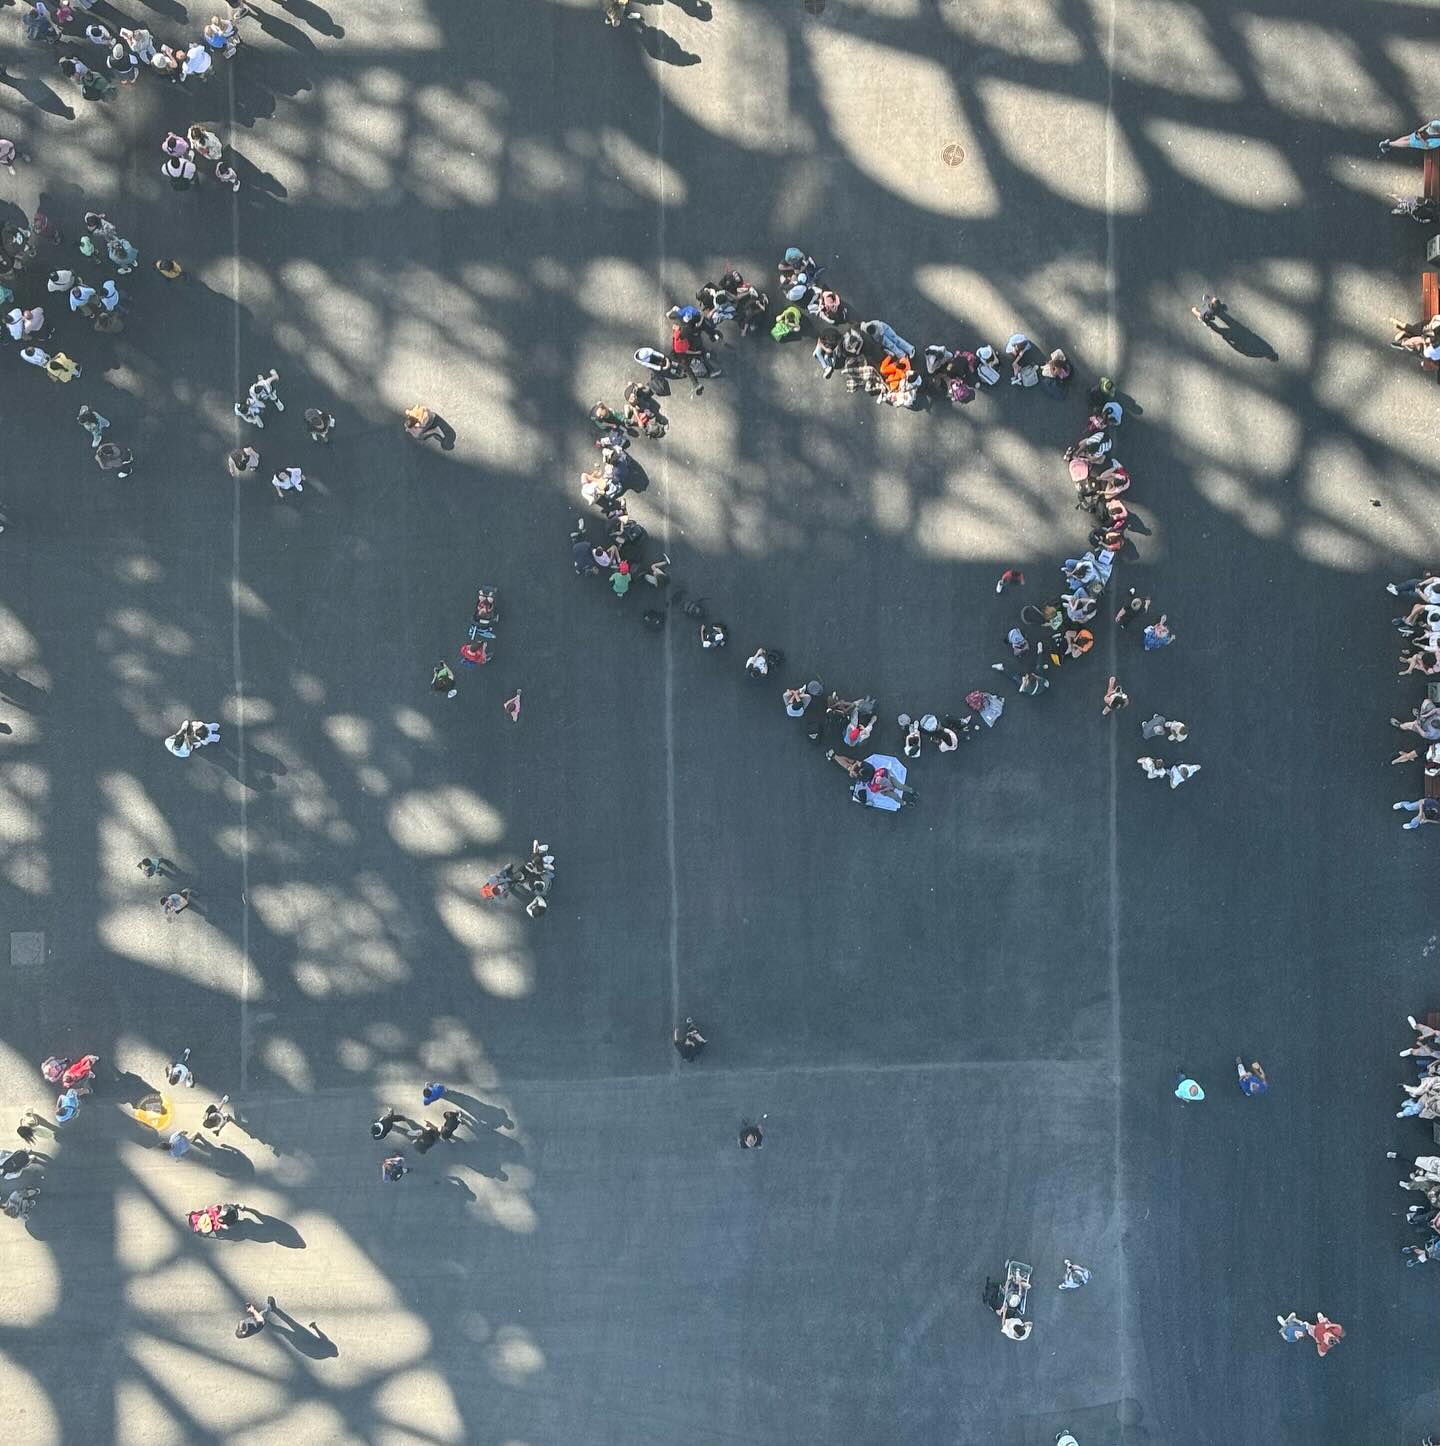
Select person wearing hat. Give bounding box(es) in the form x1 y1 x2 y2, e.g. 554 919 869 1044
610 561 631 597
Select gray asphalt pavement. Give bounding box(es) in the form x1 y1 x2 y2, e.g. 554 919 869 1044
0 1 1437 1443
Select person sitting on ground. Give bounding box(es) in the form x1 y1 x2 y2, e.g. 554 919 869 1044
1390 315 1440 360
1402 1015 1440 1058
825 749 869 782
622 380 664 437
1400 648 1440 677
813 328 841 378
1380 119 1440 153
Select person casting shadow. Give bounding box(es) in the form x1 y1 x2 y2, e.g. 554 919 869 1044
1191 294 1278 362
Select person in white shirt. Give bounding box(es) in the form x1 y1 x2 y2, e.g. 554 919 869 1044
2 309 23 341
271 466 304 498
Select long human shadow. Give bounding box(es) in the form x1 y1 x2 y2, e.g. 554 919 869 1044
636 22 700 66
0 72 74 120
1195 304 1280 363
268 1305 340 1358
274 0 345 39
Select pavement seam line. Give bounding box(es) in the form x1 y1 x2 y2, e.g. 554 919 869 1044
224 61 253 1095
1101 0 1132 1423
653 58 681 1072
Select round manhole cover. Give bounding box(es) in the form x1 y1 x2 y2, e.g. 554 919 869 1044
803 0 825 14
942 143 966 167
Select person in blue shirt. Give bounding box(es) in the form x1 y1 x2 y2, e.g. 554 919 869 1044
1236 1058 1268 1096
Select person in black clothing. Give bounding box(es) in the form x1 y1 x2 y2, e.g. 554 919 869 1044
674 1017 707 1061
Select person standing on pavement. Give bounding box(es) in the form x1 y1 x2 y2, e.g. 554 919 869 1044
1236 1058 1268 1095
166 1047 194 1088
270 466 303 498
76 404 109 448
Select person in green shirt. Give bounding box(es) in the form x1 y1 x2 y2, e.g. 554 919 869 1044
610 562 631 597
431 661 457 699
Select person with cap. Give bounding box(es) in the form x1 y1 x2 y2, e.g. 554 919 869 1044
610 561 631 597
1173 1071 1204 1102
95 443 135 478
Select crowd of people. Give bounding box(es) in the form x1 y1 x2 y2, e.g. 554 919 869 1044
567 245 1195 810
1387 574 1440 827
1393 1014 1440 1268
26 1 247 98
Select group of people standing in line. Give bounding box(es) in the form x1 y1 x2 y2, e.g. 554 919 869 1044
1386 574 1440 828
1392 1015 1440 1269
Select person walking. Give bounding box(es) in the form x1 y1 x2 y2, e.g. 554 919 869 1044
304 408 334 443
1058 1260 1091 1290
1236 1058 1268 1095
430 662 457 699
739 1116 766 1148
1174 1071 1204 1102
166 1047 194 1088
227 446 260 477
76 404 109 448
235 1298 275 1337
1102 676 1128 715
202 1094 231 1133
380 1154 409 1182
161 888 193 918
422 1081 447 1107
439 1109 464 1140
674 1017 707 1061
270 466 303 498
1142 614 1174 651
